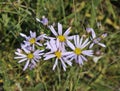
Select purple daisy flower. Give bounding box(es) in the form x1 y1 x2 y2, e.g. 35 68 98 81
62 35 93 65
86 28 106 48
20 31 46 47
14 44 44 71
44 39 72 71
48 23 74 49
36 16 48 26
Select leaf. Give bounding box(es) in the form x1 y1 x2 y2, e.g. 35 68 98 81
34 83 45 91
91 83 113 91
106 0 116 19
90 0 102 27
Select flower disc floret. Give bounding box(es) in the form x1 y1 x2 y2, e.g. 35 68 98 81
27 53 34 59
74 48 82 55
29 38 36 44
55 51 61 59
57 35 66 42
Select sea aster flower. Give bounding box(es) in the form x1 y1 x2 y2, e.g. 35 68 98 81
48 23 74 49
63 35 93 65
14 44 44 71
86 28 106 48
20 31 45 47
36 16 48 26
44 39 72 71
44 39 55 50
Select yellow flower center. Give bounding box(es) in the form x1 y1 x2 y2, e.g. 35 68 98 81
74 48 82 55
27 53 34 59
29 38 36 44
55 51 61 59
57 35 66 42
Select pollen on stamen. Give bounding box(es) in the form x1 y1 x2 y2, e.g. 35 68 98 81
57 35 66 42
74 48 82 55
55 51 61 59
27 53 34 59
29 38 36 44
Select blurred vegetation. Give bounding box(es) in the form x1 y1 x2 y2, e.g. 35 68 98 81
0 0 120 91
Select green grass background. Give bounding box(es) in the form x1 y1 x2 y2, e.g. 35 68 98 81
0 0 120 91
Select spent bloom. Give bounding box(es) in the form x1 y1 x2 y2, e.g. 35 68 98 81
63 35 93 65
44 39 72 71
87 28 106 48
92 50 103 63
48 23 73 49
20 31 46 47
86 28 96 38
14 44 44 71
100 33 107 39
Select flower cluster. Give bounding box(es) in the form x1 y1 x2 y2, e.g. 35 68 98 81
14 20 107 71
14 31 45 71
